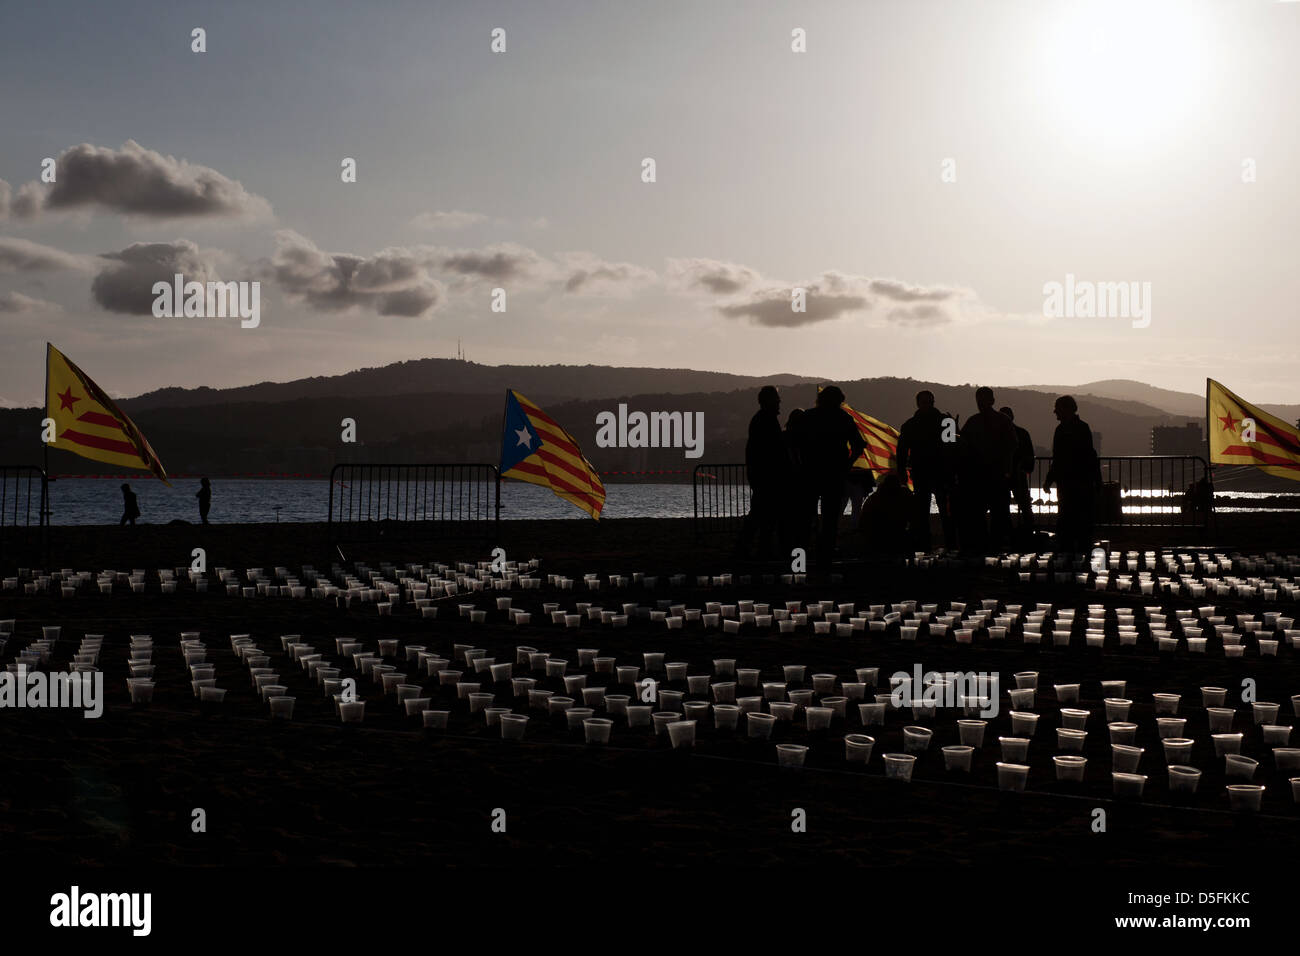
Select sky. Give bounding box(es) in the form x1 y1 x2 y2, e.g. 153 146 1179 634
1 0 1298 405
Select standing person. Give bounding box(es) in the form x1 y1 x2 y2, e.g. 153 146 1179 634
1043 395 1100 554
196 477 212 526
801 385 866 569
957 387 1017 554
119 483 140 527
738 387 790 559
999 406 1036 539
896 390 956 551
784 407 815 554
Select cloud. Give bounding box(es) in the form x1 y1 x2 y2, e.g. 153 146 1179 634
665 257 761 295
559 253 657 294
436 242 545 282
91 239 220 314
269 230 444 317
0 291 60 313
410 210 489 231
0 237 90 273
0 178 43 220
11 141 271 220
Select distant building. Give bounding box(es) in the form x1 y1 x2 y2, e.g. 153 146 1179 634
1151 422 1202 456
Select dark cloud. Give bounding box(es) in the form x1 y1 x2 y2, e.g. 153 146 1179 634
0 237 88 273
869 278 956 303
270 230 444 317
0 291 60 313
0 178 42 219
718 288 870 327
17 141 270 219
666 257 760 295
562 256 656 293
438 243 543 281
91 239 219 314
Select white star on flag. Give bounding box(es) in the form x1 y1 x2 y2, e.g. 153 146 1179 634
515 427 533 448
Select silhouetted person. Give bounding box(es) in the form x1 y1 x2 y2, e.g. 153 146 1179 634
1043 395 1100 554
1000 406 1036 537
738 387 790 559
957 387 1017 553
196 477 212 526
842 467 875 529
784 407 816 549
860 472 912 557
120 483 140 527
896 390 956 551
801 385 865 568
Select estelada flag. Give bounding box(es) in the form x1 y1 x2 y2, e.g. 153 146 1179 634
837 396 904 485
499 389 605 519
1207 378 1300 481
45 343 170 484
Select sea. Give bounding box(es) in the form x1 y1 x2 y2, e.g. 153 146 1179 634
35 478 1300 525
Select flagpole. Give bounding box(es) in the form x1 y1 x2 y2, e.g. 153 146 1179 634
42 343 51 525
498 388 510 522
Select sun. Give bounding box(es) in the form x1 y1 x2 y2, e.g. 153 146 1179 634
1036 0 1216 150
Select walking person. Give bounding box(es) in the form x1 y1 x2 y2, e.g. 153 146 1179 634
1043 395 1100 554
119 483 140 527
196 477 212 526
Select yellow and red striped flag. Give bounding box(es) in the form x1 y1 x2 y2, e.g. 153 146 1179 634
1207 379 1300 481
499 389 606 519
842 400 904 483
45 343 170 484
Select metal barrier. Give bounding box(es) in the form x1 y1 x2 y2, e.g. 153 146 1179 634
693 463 750 537
0 466 49 568
1028 456 1211 530
693 457 1213 538
328 463 500 537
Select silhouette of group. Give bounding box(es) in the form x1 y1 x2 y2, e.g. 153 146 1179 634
739 384 1102 564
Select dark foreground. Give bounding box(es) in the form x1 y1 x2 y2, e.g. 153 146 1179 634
0 519 1295 931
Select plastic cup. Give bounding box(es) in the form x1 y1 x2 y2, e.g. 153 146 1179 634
667 720 696 749
268 696 295 719
996 762 1029 792
1057 728 1087 753
1153 693 1181 715
1108 722 1138 745
1060 708 1089 731
903 725 933 753
1054 755 1087 782
1103 698 1132 722
1054 683 1081 705
747 712 777 739
1207 708 1235 733
1226 783 1264 811
547 696 575 715
1211 733 1243 757
1252 702 1280 726
958 719 987 747
422 710 450 729
1112 744 1143 773
584 717 614 745
844 733 875 762
626 705 652 728
1224 754 1258 780
1155 717 1186 739
1112 772 1147 798
776 744 808 769
713 704 741 730
805 706 833 731
770 701 797 721
1168 765 1201 794
500 713 528 739
942 745 974 771
884 753 917 781
1161 738 1194 765
999 737 1029 762
652 712 679 734
1262 725 1292 747
339 701 365 723
1273 748 1300 772
1009 711 1039 736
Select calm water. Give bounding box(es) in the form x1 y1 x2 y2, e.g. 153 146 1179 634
43 478 699 524
35 478 1300 525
